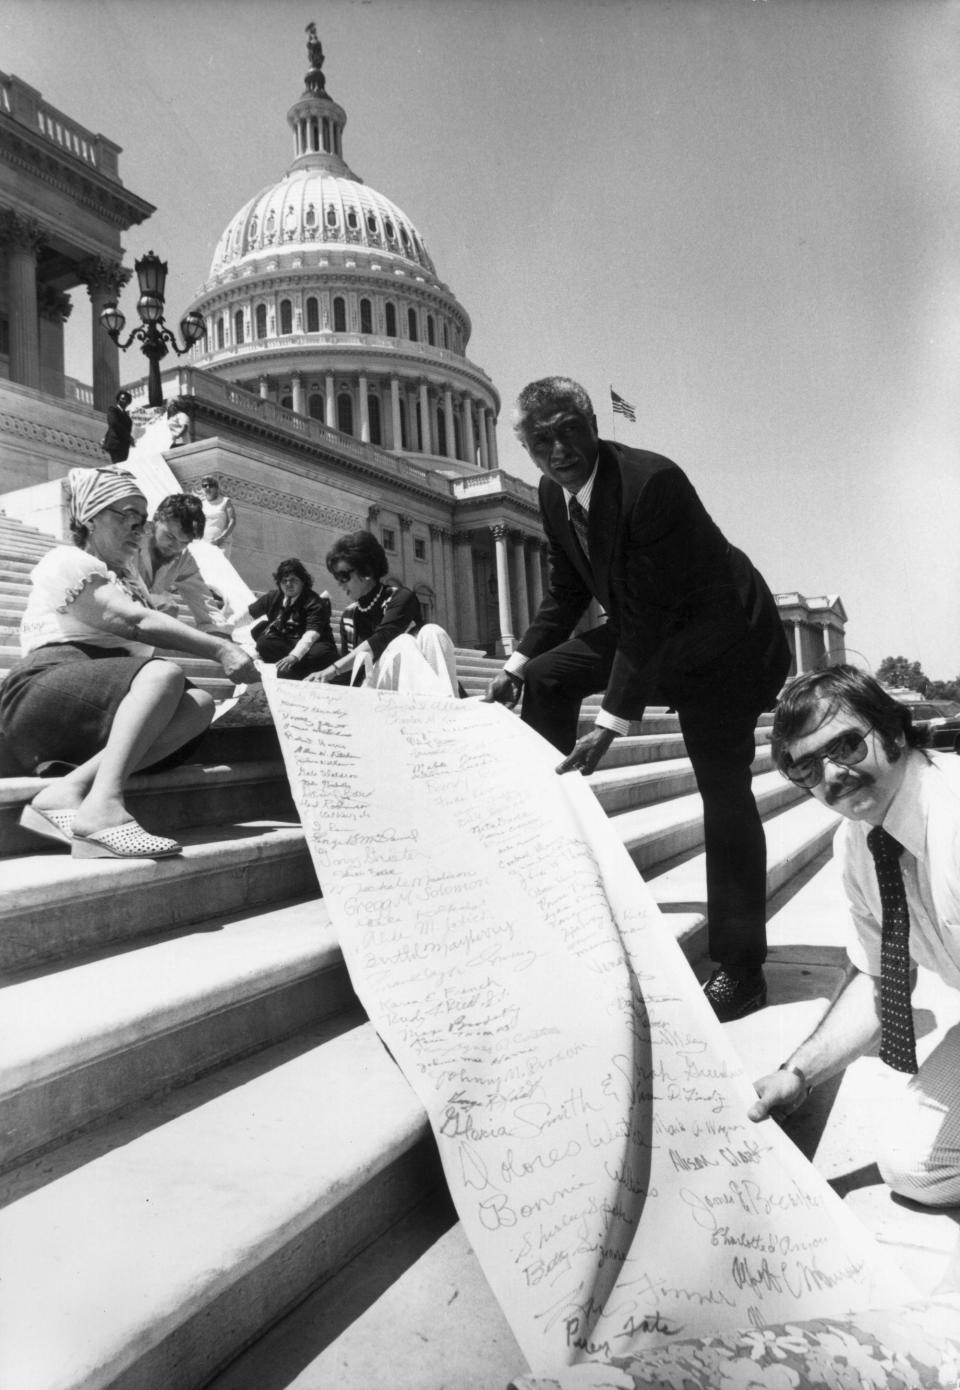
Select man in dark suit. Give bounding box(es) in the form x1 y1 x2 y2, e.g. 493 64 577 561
485 377 790 1021
101 390 134 463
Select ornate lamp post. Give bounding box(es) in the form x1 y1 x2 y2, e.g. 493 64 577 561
99 251 206 408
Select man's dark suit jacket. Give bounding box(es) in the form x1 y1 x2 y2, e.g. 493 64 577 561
517 440 787 722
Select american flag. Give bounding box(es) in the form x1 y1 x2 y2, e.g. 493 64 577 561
610 388 636 422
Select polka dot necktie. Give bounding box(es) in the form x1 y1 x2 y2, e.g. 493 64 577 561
867 826 918 1074
568 496 591 562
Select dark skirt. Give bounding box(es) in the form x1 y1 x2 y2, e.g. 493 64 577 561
0 642 157 775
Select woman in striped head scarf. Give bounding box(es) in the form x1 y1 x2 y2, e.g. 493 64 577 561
0 465 259 859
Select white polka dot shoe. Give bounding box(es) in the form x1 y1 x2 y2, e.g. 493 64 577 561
70 821 183 860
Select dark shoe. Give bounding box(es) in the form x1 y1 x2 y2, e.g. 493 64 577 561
703 968 767 1022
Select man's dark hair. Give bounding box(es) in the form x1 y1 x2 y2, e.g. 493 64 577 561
326 530 389 582
513 377 595 437
116 390 132 407
272 557 314 589
153 493 205 539
771 664 928 771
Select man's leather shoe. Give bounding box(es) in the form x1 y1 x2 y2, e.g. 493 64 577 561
703 968 767 1022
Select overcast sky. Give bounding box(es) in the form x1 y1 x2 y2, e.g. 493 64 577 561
4 0 958 677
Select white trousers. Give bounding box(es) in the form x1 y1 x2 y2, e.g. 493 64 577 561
877 1018 960 1205
353 624 459 698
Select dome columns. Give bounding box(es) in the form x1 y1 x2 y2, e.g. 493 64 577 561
390 377 403 452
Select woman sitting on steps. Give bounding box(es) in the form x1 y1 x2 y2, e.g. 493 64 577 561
0 465 259 860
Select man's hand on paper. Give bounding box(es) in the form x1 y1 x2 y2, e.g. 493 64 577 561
484 670 523 708
556 726 615 776
748 1069 808 1123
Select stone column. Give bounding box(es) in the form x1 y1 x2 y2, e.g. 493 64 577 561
37 284 73 397
443 387 456 460
510 530 530 634
78 256 130 412
418 381 431 453
430 524 450 629
524 538 543 620
792 622 803 676
398 512 413 583
477 405 490 470
491 523 515 655
453 531 481 649
530 542 546 613
358 372 370 442
325 372 336 425
291 372 304 414
259 375 269 399
390 376 402 450
2 213 45 391
462 395 476 466
487 411 500 469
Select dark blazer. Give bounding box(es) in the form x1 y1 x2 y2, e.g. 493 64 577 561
518 440 787 722
102 404 134 463
248 587 334 650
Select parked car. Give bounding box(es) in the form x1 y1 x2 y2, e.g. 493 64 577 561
901 700 960 753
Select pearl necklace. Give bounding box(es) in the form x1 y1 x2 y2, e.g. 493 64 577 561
355 583 385 615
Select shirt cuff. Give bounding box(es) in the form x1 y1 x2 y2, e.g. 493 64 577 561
596 709 630 737
290 630 319 661
504 653 528 678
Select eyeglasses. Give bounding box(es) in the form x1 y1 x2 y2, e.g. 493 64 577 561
781 728 870 789
201 481 217 489
104 507 148 531
332 569 354 583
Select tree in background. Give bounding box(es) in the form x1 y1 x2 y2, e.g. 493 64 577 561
876 655 930 694
876 657 960 704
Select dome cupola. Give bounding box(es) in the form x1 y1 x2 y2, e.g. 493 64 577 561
186 25 500 475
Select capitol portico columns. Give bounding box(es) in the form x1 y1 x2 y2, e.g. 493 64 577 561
291 372 304 414
491 523 515 655
477 406 490 470
510 530 530 634
390 377 402 451
358 373 370 442
1 213 44 392
79 256 128 411
453 531 481 649
443 388 456 461
418 381 431 453
398 513 412 575
486 412 499 469
325 372 335 425
462 395 476 466
526 539 544 617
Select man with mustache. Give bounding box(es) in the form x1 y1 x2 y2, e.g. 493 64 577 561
749 665 960 1205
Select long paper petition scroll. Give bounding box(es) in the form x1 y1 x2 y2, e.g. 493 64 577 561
262 674 919 1380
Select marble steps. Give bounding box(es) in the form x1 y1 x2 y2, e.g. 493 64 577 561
0 822 316 975
0 1022 439 1390
0 755 295 859
0 898 352 1171
0 791 835 1178
0 796 837 1390
611 766 806 875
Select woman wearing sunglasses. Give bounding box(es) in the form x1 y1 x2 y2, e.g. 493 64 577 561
308 530 458 696
0 466 259 859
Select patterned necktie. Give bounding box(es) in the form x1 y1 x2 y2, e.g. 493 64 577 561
568 496 591 562
867 826 918 1074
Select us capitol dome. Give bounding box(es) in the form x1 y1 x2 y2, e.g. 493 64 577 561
186 27 500 473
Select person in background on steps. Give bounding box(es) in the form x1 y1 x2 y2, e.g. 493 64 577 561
198 475 236 556
308 530 459 696
165 396 191 448
101 389 134 464
247 558 337 679
0 466 259 861
749 665 960 1205
483 377 790 1022
133 494 229 635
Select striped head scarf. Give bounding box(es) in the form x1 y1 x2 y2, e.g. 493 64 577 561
68 466 146 529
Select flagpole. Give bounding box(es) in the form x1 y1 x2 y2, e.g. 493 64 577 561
609 383 618 442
